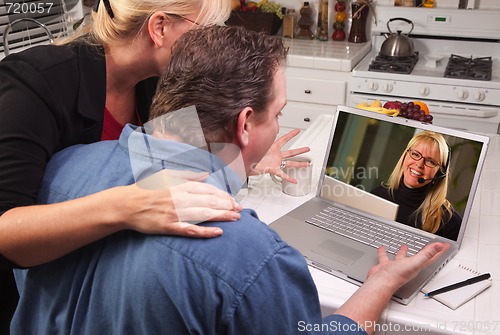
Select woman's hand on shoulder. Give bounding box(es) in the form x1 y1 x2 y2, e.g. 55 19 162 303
114 170 242 238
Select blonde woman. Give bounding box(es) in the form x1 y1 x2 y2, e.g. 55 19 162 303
371 131 461 240
0 0 307 331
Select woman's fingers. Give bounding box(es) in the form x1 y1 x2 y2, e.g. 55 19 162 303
128 173 244 238
174 206 241 223
176 222 224 238
170 181 242 212
165 169 210 182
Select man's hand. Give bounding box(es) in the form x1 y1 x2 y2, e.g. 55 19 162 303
251 129 310 183
335 242 450 335
366 243 450 291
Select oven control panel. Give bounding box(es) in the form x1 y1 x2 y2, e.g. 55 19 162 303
349 77 500 106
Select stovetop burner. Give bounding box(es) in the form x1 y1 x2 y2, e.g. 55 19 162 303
444 54 492 81
368 53 419 75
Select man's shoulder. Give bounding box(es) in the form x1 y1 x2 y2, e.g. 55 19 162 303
214 209 287 254
153 208 289 260
144 209 299 289
45 141 124 175
39 141 131 203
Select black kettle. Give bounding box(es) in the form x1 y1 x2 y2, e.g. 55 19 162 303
380 17 415 58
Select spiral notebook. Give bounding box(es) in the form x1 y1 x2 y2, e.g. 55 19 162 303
421 265 492 310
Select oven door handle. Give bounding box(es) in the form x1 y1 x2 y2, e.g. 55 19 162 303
430 106 498 118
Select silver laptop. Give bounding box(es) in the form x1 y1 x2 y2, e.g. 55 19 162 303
322 177 399 221
270 105 490 304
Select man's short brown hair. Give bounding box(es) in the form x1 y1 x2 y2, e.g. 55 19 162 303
149 25 287 146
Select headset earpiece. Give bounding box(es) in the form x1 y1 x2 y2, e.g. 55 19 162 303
436 145 451 179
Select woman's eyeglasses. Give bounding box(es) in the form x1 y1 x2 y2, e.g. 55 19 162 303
407 149 440 168
165 13 200 26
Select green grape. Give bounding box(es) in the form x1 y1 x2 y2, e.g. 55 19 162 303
260 1 283 19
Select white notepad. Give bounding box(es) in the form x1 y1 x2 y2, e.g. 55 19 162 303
421 265 492 310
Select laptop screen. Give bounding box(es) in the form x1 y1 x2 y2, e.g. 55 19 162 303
319 106 490 243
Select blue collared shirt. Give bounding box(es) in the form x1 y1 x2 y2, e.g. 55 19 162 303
12 125 367 335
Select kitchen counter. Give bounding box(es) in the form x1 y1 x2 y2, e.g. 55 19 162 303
283 38 371 72
239 114 500 335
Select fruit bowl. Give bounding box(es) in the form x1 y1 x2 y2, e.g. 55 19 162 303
356 100 434 123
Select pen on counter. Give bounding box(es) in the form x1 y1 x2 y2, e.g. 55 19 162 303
424 273 491 297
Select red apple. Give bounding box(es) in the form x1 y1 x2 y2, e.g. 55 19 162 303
334 1 346 12
383 101 403 110
332 29 346 41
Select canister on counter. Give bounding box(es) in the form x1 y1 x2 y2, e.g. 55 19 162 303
316 0 329 41
348 1 369 43
296 2 314 39
282 8 296 38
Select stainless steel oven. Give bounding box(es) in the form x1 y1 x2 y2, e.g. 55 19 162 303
348 6 500 134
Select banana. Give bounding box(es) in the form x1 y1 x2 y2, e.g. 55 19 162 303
355 104 400 116
370 99 382 108
356 102 369 108
257 0 268 7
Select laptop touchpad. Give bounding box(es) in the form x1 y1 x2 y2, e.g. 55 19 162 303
312 239 364 265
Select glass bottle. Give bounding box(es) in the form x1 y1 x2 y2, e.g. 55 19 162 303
316 0 329 41
296 2 314 40
348 1 369 43
282 8 296 38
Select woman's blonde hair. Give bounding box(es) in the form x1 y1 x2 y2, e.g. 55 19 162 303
57 0 231 46
386 131 452 234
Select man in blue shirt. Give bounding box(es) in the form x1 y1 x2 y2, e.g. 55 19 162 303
12 26 449 335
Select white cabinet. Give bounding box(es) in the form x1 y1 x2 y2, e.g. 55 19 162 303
281 67 351 133
279 101 333 130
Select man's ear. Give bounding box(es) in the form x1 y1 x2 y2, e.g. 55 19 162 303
235 107 255 148
147 12 168 48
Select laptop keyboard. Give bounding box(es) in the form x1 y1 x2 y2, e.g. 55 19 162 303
306 206 430 256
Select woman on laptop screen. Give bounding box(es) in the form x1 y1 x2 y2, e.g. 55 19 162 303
371 131 461 240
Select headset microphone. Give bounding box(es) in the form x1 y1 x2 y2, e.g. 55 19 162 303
417 175 446 184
